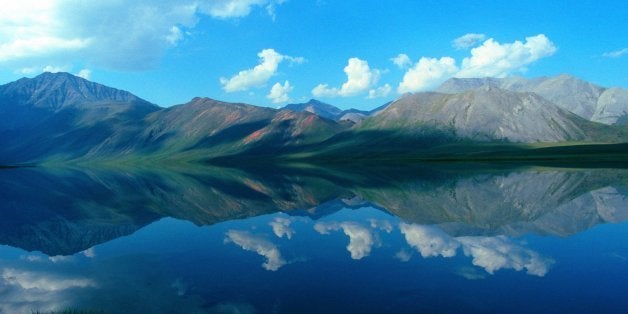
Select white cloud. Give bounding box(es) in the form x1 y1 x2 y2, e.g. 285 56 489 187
457 236 554 276
314 221 376 260
2 268 95 291
341 223 376 260
0 1 285 72
312 57 379 97
267 81 293 104
269 217 295 239
368 84 392 99
603 47 628 58
399 223 460 258
399 223 554 277
0 268 96 313
0 37 90 63
43 65 71 73
390 53 412 69
221 49 302 92
397 57 458 93
452 33 486 50
311 84 339 98
225 230 286 271
396 34 557 93
198 0 285 19
76 69 91 80
456 34 557 78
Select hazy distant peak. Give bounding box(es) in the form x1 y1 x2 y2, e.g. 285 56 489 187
434 74 628 124
365 86 591 143
283 99 343 120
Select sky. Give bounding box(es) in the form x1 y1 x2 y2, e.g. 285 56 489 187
0 0 626 110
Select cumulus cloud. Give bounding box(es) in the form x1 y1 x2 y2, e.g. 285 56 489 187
267 81 293 104
269 217 295 239
397 57 458 93
225 230 286 271
341 223 376 259
368 84 392 99
390 53 412 69
312 57 381 98
452 33 486 50
603 47 628 58
0 1 285 72
456 34 557 78
399 223 460 258
399 223 554 276
221 49 303 92
314 221 376 259
457 236 554 276
396 34 557 93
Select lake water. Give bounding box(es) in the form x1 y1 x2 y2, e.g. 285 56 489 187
1 164 627 313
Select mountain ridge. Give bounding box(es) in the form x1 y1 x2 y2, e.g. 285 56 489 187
0 72 154 110
283 98 375 123
0 72 626 165
359 86 592 142
437 74 628 125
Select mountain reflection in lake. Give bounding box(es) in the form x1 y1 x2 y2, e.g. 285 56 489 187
1 164 627 313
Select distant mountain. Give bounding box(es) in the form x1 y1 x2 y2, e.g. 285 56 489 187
0 72 160 164
283 99 375 123
0 72 147 109
360 86 592 142
283 99 344 120
437 74 628 125
0 72 158 131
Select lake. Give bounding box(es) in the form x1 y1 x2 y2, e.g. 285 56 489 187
1 164 627 313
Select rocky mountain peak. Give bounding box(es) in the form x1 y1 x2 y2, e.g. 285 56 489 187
0 72 150 110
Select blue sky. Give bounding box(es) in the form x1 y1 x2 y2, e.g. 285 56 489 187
0 0 626 110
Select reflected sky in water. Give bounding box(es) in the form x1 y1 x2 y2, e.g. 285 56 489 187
1 165 628 313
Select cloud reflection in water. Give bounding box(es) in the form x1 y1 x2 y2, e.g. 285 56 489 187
225 230 287 271
400 223 554 276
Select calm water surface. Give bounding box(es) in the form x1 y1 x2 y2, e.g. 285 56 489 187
0 165 627 313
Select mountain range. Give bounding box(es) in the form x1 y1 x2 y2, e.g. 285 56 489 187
0 72 627 165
